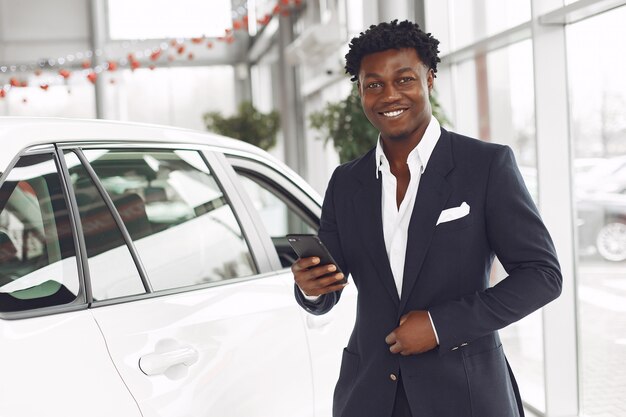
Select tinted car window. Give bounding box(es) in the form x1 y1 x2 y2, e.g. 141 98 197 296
64 151 146 301
82 149 256 290
0 153 80 312
237 172 317 268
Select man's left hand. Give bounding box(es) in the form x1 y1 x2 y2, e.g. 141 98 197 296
385 310 438 355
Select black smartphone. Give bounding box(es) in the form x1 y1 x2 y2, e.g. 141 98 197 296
286 234 346 283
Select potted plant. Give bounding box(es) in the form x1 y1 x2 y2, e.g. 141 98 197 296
204 101 280 151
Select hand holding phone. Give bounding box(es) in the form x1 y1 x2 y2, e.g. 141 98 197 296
288 234 347 296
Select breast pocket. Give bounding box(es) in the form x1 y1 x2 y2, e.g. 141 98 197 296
435 212 474 232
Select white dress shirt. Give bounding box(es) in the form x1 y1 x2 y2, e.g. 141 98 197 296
376 116 441 343
301 116 441 343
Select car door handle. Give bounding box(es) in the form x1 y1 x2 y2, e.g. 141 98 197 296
139 346 199 376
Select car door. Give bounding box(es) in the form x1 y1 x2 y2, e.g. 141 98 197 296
0 148 141 417
224 154 358 417
61 145 314 417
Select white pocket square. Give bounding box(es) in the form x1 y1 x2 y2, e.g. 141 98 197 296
436 202 470 225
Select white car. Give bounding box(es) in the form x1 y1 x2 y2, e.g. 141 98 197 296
0 118 357 417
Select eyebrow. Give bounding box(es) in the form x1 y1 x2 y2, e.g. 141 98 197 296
362 67 417 79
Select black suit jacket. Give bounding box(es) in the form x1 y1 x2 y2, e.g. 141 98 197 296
295 128 562 417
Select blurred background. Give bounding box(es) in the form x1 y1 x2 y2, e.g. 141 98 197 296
1 0 625 416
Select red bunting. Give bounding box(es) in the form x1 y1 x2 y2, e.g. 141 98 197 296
187 52 194 60
0 89 5 98
258 14 271 25
191 37 203 44
149 65 156 71
177 45 185 55
81 60 91 69
34 69 43 76
130 60 141 71
39 84 49 91
207 41 214 49
108 61 118 71
20 81 28 87
150 49 162 61
87 72 97 84
233 20 242 31
59 69 71 79
10 77 20 87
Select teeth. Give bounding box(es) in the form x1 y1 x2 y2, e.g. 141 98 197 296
382 109 404 117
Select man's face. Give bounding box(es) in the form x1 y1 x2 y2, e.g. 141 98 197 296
357 48 434 142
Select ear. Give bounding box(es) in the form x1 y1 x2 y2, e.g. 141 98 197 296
427 69 434 94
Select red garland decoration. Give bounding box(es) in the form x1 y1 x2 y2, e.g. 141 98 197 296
20 81 28 87
191 37 203 44
176 45 186 55
87 72 97 84
10 77 20 87
206 41 214 49
59 69 71 79
108 61 118 71
130 60 141 71
34 69 43 76
150 49 162 61
149 65 156 71
187 52 194 60
81 60 91 69
39 84 49 91
0 89 6 99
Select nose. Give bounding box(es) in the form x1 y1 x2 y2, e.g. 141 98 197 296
381 83 401 103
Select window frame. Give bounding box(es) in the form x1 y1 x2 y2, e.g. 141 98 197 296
55 141 276 308
223 154 323 272
0 145 88 320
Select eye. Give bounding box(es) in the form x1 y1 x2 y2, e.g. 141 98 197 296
366 82 382 89
398 77 415 84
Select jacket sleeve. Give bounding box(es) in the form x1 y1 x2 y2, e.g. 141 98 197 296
429 145 562 353
294 167 350 315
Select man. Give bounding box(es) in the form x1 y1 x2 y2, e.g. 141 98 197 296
292 20 562 417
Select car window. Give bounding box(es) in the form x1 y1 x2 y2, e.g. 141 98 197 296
237 172 317 268
0 153 80 313
64 151 146 301
81 149 256 291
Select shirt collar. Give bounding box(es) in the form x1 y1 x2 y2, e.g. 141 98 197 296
375 116 441 179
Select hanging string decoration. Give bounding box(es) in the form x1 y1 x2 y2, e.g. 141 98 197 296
0 0 305 101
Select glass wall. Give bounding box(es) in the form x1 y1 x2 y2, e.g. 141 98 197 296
427 0 626 415
567 5 626 416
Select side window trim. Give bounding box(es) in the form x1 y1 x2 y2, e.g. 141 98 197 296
202 150 275 274
71 148 153 297
1 147 87 321
224 156 322 271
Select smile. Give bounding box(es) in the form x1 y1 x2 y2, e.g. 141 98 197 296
380 109 406 118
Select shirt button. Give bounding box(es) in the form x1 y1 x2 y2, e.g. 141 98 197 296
390 373 397 381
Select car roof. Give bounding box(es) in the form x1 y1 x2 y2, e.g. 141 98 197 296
0 117 270 172
0 117 321 202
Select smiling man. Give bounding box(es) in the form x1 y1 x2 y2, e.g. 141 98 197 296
292 20 562 417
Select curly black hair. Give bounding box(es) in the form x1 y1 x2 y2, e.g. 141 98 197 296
345 20 441 82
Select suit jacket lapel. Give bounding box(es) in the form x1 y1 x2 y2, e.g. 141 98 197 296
399 128 454 313
352 150 400 306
